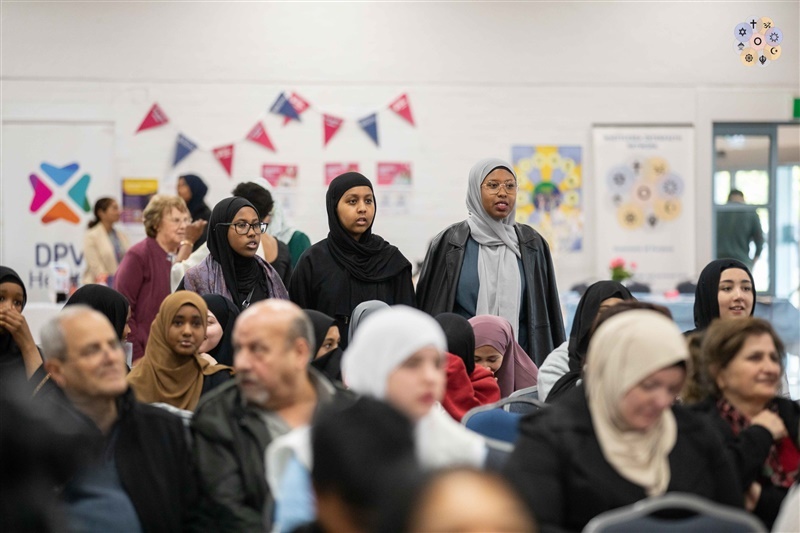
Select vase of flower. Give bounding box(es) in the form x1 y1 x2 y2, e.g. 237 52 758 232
609 257 636 283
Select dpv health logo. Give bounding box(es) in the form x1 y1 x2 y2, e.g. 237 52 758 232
29 162 91 224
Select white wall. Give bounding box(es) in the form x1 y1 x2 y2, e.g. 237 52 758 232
2 1 798 294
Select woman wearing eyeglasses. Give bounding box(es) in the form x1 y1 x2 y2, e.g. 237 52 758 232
417 158 565 366
288 172 414 347
181 197 289 311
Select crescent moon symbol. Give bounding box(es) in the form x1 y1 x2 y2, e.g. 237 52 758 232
771 47 778 54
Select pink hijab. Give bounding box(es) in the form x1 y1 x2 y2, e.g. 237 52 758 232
469 315 538 398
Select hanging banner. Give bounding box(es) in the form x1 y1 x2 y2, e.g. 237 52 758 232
325 162 359 185
377 162 412 186
323 114 344 147
269 92 300 121
261 164 298 187
358 114 379 146
173 134 197 167
388 93 415 126
592 126 695 292
283 93 310 125
213 144 235 177
135 103 169 133
246 122 276 152
512 145 584 254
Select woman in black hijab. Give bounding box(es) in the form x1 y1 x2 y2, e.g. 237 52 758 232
541 281 634 403
685 258 756 336
182 196 289 310
0 266 43 392
64 284 130 342
304 309 343 383
199 294 239 367
288 173 414 347
177 174 212 250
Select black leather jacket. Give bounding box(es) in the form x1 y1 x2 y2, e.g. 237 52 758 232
416 220 565 366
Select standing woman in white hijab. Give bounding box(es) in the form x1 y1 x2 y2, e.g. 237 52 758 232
417 158 564 366
503 310 742 532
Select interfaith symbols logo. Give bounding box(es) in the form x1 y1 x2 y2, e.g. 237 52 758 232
734 16 783 67
29 162 92 224
605 157 683 231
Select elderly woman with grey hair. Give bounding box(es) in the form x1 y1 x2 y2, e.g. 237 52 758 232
416 158 565 365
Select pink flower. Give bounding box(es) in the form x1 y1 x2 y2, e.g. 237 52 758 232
609 257 625 268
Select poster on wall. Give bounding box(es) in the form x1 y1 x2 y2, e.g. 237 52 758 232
121 179 159 224
376 162 412 215
324 162 359 185
512 146 583 254
592 126 695 292
1 122 116 302
261 164 298 187
377 162 412 186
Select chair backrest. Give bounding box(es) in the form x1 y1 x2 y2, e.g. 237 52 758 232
509 385 539 401
582 492 767 533
462 396 546 442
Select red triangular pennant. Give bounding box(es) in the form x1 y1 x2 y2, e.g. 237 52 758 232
213 144 234 177
135 103 169 133
388 93 415 126
246 122 276 152
283 93 310 125
323 114 344 147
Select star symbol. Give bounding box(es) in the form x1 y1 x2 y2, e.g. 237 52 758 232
739 28 747 36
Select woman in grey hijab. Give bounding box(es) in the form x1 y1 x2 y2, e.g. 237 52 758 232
348 300 390 343
416 158 565 366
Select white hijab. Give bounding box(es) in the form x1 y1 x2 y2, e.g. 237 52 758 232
465 158 522 339
342 305 486 467
585 310 688 496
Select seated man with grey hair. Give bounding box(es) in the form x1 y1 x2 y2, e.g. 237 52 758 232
40 305 199 532
191 299 354 531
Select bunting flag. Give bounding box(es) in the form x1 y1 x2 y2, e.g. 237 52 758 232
358 114 379 146
270 92 300 121
173 134 197 167
136 103 169 133
283 93 310 125
213 144 234 177
323 114 344 147
388 93 415 126
246 122 276 152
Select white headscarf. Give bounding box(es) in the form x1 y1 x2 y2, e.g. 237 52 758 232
465 158 522 339
342 305 447 398
342 305 486 468
585 310 688 496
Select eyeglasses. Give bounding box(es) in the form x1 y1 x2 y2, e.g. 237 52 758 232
217 221 268 235
482 181 518 194
167 216 191 226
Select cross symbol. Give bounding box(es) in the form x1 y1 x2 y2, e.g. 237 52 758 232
750 19 758 29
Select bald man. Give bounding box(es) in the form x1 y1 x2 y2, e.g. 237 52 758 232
191 299 353 531
40 306 198 532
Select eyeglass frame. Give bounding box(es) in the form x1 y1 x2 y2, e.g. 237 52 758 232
216 221 268 235
481 180 518 194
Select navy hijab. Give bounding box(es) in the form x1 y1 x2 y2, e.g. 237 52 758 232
181 174 210 220
325 173 410 283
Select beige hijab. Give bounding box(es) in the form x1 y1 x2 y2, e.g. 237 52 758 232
127 291 231 411
584 310 688 496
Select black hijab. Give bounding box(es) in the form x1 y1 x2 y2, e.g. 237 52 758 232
64 284 130 341
692 258 755 332
435 313 476 375
546 281 634 404
305 309 343 383
181 174 210 220
201 294 240 367
0 267 28 386
325 173 411 283
208 197 267 310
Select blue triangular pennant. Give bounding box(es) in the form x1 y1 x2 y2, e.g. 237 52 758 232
358 113 379 146
173 134 197 167
269 92 299 121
